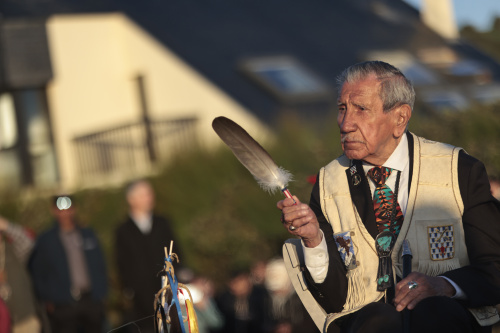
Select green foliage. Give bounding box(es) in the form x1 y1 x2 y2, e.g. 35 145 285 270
460 17 500 61
409 103 500 178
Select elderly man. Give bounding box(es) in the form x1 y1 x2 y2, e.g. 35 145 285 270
279 61 500 333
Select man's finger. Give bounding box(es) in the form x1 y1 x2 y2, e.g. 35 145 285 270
287 196 301 206
396 289 424 311
406 292 426 310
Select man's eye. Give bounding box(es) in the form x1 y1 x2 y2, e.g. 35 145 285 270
338 106 346 112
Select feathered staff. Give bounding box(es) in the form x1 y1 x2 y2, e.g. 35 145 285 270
212 116 295 201
154 241 199 333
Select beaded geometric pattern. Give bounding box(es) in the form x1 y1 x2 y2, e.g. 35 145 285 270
367 166 404 236
428 225 455 260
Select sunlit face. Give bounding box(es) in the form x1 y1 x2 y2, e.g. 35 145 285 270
52 205 76 229
337 75 401 166
127 181 155 213
229 274 251 297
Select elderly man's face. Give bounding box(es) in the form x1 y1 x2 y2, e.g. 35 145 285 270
337 75 402 165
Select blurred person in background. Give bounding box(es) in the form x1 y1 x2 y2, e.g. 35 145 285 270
250 260 267 287
0 215 41 333
215 268 269 333
29 195 108 333
491 177 500 200
115 179 181 333
264 258 318 333
184 275 224 333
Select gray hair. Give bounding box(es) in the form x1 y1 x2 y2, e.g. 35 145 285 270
125 179 151 199
336 61 415 112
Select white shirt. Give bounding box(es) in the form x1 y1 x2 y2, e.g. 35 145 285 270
130 213 153 234
303 135 464 298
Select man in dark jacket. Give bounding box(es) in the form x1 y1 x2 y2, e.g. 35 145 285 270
29 195 108 333
115 180 180 333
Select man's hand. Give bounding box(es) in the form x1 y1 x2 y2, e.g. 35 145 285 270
277 196 321 248
394 272 456 311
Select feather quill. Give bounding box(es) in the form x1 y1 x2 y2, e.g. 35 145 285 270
212 116 293 194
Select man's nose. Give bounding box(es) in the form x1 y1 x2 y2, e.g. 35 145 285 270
339 110 357 133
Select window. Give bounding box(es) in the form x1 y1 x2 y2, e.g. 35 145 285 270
471 84 500 104
363 50 440 86
18 89 58 187
0 93 18 149
240 56 332 102
419 89 469 111
0 93 22 189
0 89 58 190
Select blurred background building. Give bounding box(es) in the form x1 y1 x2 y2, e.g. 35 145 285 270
1 0 499 193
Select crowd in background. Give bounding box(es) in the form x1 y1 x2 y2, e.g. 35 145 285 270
0 179 318 333
2 176 498 333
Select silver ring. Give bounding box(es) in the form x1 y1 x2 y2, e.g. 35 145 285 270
408 281 418 290
289 225 296 231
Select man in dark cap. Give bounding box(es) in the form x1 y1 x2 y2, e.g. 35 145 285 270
29 195 108 333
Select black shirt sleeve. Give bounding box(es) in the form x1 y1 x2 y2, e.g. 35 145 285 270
442 151 500 307
303 175 348 314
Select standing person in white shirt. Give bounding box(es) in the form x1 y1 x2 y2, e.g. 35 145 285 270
115 179 182 333
278 61 500 333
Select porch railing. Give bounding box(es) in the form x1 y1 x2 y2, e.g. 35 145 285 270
72 117 198 186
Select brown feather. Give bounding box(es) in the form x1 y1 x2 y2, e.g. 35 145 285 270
212 116 292 193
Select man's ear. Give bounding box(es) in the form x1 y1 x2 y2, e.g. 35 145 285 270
393 104 412 137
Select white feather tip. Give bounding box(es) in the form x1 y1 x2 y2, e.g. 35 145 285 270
256 166 293 194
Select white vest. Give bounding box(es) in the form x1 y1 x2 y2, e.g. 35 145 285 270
283 133 499 332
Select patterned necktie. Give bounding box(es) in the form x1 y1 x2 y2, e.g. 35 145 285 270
367 166 404 236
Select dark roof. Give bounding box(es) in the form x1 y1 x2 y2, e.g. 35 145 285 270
3 0 500 120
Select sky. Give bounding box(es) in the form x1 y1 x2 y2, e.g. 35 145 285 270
404 0 500 31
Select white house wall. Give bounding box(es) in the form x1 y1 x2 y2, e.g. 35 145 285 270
45 13 266 191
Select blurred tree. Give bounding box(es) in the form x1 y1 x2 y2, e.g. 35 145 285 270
409 103 500 178
493 17 500 32
460 16 500 61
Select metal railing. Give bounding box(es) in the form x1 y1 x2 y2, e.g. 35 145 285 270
72 117 198 186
